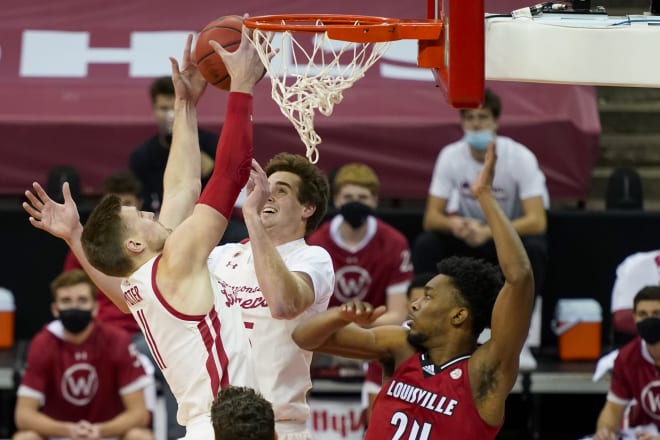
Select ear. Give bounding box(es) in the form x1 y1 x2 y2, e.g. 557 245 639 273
451 307 469 326
51 302 59 319
91 300 100 318
126 239 145 255
301 204 316 220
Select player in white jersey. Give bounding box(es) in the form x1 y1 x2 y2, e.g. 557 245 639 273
23 31 264 439
209 152 335 439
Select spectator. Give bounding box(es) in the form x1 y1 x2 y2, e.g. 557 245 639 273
610 250 660 342
593 286 660 440
211 386 276 440
129 75 247 244
62 170 183 439
308 162 413 326
13 270 153 440
412 88 548 301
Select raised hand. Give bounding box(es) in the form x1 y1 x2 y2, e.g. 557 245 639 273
209 25 266 93
471 142 496 198
339 301 387 328
22 182 82 242
169 33 207 106
243 159 270 221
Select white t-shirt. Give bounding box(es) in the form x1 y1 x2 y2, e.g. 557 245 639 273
429 136 549 222
208 239 334 424
611 251 660 312
123 255 256 430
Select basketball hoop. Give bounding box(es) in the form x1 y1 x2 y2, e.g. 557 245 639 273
244 14 443 163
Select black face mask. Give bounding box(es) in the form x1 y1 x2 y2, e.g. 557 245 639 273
59 309 93 334
637 317 660 345
339 201 374 229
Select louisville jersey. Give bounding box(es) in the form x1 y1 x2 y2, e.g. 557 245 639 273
208 238 334 424
123 254 256 427
17 320 150 422
366 353 501 440
608 337 660 428
307 216 413 308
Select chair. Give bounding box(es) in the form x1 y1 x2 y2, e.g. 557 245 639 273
605 167 643 211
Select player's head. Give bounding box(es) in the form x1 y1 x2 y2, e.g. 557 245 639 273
103 170 143 209
149 76 176 138
634 286 660 345
50 269 98 335
459 89 500 154
407 272 437 304
211 386 276 440
264 153 329 236
332 163 379 229
81 195 170 277
407 257 502 348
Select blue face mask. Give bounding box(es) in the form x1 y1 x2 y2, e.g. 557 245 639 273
463 129 494 151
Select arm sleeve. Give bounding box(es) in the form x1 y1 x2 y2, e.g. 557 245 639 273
17 334 49 399
513 144 549 206
287 246 335 307
428 148 454 199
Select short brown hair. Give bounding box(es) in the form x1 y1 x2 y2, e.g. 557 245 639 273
81 195 133 277
211 386 274 440
333 163 379 196
265 153 329 235
103 170 142 197
460 88 501 120
149 76 174 103
634 286 660 311
50 269 96 301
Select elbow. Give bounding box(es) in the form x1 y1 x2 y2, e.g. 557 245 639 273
270 304 303 320
507 265 534 290
422 212 433 232
15 410 30 430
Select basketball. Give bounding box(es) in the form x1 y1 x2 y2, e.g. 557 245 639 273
194 15 244 90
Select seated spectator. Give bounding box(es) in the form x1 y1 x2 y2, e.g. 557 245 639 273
211 386 276 440
610 250 660 342
13 270 153 440
412 88 548 300
593 286 660 440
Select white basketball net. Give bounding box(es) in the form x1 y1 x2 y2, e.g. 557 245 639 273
248 26 391 163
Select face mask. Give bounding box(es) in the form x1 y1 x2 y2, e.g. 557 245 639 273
463 129 494 152
637 317 660 345
59 308 93 334
339 201 373 229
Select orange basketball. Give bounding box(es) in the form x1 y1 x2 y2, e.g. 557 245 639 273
194 15 244 90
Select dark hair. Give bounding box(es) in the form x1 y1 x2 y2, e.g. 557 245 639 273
460 88 501 120
407 272 437 299
50 269 96 301
149 76 174 103
81 195 133 277
437 256 503 337
103 170 142 197
265 153 329 235
211 386 274 440
634 286 660 311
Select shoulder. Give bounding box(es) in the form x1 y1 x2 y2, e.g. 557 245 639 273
376 219 408 244
130 136 159 158
617 338 642 359
436 141 464 159
307 221 332 243
618 251 658 271
29 327 56 350
498 137 537 159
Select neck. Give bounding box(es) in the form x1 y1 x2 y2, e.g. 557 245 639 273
425 336 476 366
468 147 487 163
64 323 94 345
266 225 304 248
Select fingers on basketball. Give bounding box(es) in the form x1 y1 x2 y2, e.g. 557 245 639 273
194 15 244 90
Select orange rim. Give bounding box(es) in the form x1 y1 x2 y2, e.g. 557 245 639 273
244 14 443 42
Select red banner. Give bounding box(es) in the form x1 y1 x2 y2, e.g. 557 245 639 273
0 0 600 199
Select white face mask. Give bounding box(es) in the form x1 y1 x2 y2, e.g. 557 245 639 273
463 129 494 151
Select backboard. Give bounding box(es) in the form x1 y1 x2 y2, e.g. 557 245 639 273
422 0 484 108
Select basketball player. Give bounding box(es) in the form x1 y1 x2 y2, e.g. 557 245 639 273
22 31 264 439
208 152 335 440
292 143 534 439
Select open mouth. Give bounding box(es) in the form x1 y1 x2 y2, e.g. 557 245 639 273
402 319 413 330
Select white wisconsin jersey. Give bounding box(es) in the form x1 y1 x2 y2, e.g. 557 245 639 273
611 250 660 312
123 255 256 427
208 239 334 423
429 136 549 221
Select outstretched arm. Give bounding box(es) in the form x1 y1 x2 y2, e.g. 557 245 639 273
292 301 410 360
23 182 129 312
158 27 264 313
158 33 207 230
469 143 534 421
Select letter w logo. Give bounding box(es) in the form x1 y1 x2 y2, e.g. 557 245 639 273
62 364 99 406
335 266 372 302
640 380 660 420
